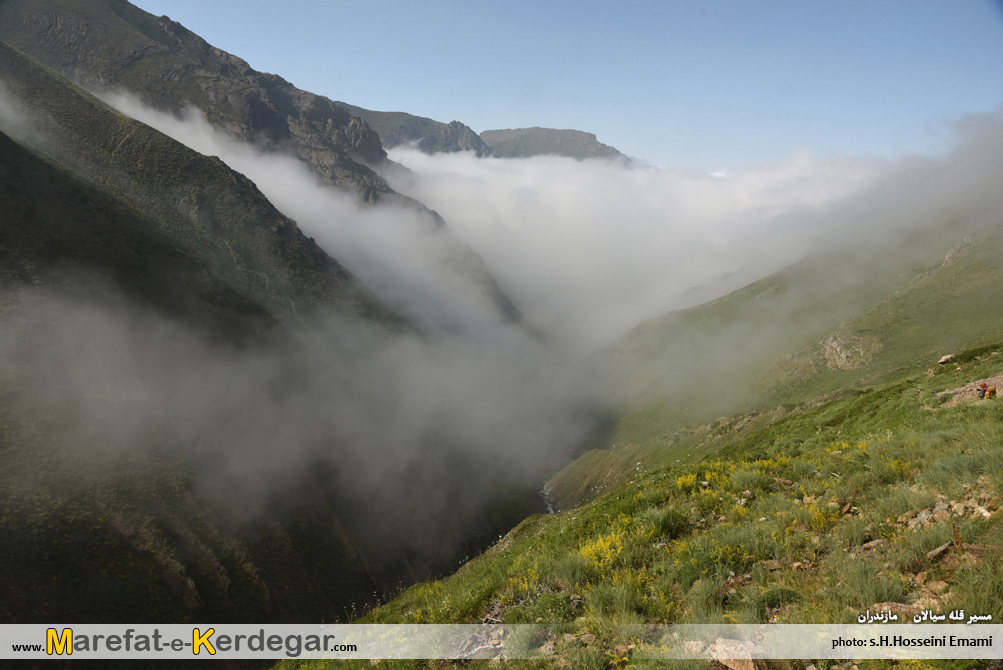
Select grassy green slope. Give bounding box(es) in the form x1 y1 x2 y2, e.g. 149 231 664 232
756 229 1003 403
546 219 993 510
266 217 1003 669
280 346 1003 669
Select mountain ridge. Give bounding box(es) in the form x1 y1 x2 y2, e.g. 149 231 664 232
335 101 492 156
0 39 401 328
481 126 625 160
0 0 521 322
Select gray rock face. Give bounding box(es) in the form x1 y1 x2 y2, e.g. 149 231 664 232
437 120 492 155
336 102 493 156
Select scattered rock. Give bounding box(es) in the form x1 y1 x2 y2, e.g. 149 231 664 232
684 640 705 654
708 638 758 670
939 354 957 365
580 634 595 644
927 581 949 594
927 540 954 561
860 539 887 552
825 326 882 370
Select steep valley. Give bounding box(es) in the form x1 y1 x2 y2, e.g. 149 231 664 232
1 3 1003 669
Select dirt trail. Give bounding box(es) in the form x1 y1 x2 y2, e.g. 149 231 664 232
939 372 1003 407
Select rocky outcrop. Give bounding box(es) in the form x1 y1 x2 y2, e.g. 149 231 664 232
823 324 881 370
942 233 978 267
336 102 493 156
481 127 625 160
435 120 492 154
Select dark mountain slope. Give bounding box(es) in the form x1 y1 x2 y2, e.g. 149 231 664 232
0 128 277 342
0 0 392 202
0 125 386 624
335 102 491 156
0 0 520 321
0 86 537 628
480 126 625 160
0 40 399 328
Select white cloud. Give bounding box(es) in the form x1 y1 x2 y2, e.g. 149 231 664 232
384 146 885 349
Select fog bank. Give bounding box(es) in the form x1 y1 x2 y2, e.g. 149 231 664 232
386 111 1003 350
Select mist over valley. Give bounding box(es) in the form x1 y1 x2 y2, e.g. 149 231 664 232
2 1 1003 662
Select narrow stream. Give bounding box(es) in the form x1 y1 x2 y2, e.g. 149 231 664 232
540 480 556 514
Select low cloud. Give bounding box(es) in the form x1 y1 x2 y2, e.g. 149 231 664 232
385 112 1003 350
7 82 1002 588
0 89 606 579
383 148 879 348
99 91 512 340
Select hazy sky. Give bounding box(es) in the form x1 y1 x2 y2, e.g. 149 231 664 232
131 1 1003 170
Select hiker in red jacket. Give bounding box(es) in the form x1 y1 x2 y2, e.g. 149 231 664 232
979 382 989 399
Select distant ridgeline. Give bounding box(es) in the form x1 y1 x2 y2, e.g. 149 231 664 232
0 0 624 168
335 104 627 161
480 127 626 160
0 0 520 322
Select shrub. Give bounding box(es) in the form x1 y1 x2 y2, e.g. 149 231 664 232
638 505 692 540
553 553 590 586
754 588 801 621
528 592 571 623
731 468 773 492
676 473 698 494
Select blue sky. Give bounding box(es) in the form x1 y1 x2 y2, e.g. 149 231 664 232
131 0 1003 171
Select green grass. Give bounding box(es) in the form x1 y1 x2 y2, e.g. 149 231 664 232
279 355 1003 668
550 222 1003 512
